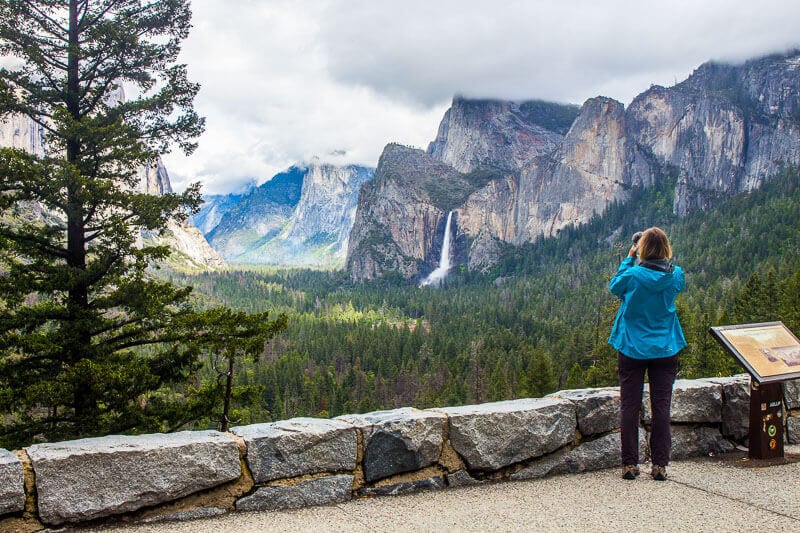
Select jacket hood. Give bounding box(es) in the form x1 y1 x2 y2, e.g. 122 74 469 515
633 261 677 292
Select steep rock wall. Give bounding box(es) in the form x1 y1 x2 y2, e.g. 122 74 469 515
347 145 460 280
427 97 574 173
237 162 374 266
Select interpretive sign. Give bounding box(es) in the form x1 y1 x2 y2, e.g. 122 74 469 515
709 322 800 384
709 322 798 460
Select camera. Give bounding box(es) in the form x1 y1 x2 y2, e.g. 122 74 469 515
632 231 643 245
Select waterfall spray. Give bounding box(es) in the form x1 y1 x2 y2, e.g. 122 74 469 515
421 211 454 287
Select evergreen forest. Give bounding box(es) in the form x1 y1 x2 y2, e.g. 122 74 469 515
163 166 800 428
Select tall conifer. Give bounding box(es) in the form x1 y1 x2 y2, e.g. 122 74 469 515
0 0 205 447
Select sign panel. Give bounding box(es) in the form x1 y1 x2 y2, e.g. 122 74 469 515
710 322 800 383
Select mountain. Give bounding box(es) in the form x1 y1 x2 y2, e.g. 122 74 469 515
346 50 800 281
426 97 578 173
201 161 374 266
236 162 373 266
205 167 305 259
193 184 255 236
347 97 582 280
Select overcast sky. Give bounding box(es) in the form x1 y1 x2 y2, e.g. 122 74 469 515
163 0 800 195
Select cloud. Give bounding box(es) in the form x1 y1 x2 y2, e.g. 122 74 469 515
317 0 800 104
163 0 800 195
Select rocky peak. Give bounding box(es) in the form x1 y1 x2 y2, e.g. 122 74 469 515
457 96 650 249
234 160 374 266
201 162 375 267
136 159 225 271
137 158 173 196
346 145 468 281
626 50 800 214
205 167 305 260
426 97 578 173
282 160 373 243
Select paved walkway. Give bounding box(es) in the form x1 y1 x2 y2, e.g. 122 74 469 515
100 454 800 533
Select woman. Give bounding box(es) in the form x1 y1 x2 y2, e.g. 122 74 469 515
608 227 686 481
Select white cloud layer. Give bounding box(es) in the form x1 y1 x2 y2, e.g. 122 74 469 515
163 0 800 194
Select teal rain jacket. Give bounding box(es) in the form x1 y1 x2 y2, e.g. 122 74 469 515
608 256 687 359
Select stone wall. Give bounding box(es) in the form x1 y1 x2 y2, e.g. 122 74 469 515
2 375 800 530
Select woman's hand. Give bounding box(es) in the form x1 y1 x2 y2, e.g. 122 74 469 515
628 245 638 257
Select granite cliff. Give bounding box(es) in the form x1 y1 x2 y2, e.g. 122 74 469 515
427 97 577 173
347 50 800 281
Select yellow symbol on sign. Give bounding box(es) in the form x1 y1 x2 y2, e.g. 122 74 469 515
768 424 777 437
769 438 777 450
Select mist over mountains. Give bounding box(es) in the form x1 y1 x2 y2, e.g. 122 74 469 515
344 50 800 282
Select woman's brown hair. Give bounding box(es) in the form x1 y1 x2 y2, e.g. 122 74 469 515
638 227 673 261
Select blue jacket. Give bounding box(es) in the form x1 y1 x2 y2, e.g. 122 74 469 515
608 256 687 359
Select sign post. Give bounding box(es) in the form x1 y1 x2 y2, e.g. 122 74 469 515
709 321 800 460
748 381 784 459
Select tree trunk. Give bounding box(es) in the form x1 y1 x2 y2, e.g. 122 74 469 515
66 0 93 433
221 355 235 432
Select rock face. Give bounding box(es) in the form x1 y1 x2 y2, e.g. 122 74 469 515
435 398 575 471
206 167 305 260
26 431 241 526
0 449 24 516
347 50 800 280
137 159 226 271
347 144 485 280
237 162 374 266
231 418 358 483
0 112 46 156
465 97 651 246
427 97 576 173
193 188 252 236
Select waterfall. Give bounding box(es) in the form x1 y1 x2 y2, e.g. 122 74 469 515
421 211 454 287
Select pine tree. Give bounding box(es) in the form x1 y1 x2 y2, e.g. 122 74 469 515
0 0 205 447
185 308 287 432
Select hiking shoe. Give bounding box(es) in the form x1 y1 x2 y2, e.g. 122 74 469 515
651 465 667 481
621 465 640 480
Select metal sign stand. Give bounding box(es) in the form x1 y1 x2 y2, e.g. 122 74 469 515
748 381 784 460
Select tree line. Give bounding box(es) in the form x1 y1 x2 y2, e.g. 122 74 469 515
166 166 800 426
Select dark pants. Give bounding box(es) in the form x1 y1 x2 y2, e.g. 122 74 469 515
618 353 679 467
